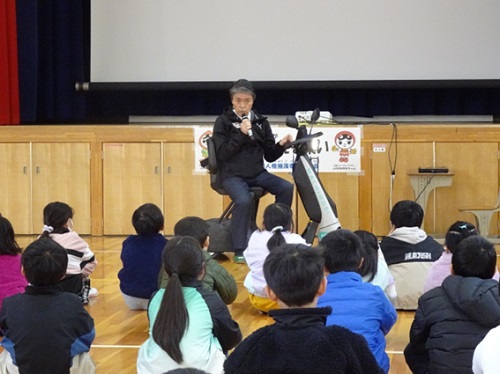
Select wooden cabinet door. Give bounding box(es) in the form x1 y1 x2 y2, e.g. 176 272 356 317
436 142 499 234
371 142 433 236
0 143 32 233
32 143 91 234
163 143 223 235
103 143 162 235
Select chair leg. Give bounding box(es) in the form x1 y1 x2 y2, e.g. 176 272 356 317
469 211 496 237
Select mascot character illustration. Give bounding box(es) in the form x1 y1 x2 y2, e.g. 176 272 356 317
332 131 357 162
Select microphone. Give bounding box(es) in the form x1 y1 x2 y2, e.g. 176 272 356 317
242 114 254 140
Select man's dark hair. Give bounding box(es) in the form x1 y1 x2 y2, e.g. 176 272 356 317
263 244 324 307
22 237 68 286
445 221 477 253
320 229 363 274
132 203 164 235
390 200 424 228
174 216 209 248
229 78 256 99
452 236 496 279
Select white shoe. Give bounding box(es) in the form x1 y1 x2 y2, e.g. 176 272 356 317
89 288 99 298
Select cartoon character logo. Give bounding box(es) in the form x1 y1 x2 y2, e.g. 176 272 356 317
332 131 357 162
198 130 212 159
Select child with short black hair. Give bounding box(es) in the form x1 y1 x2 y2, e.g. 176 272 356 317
137 236 241 373
42 201 98 303
380 200 443 309
243 203 307 312
224 243 384 374
0 237 95 373
0 215 27 312
118 203 167 310
158 216 237 305
354 229 396 302
318 229 397 373
405 235 500 374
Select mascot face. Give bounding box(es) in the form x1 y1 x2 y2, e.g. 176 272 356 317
334 131 355 149
199 130 212 149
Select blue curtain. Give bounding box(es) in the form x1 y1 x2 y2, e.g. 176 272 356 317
16 0 86 123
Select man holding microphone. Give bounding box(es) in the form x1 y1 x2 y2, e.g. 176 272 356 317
212 79 294 263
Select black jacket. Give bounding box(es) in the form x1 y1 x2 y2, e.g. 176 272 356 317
212 107 285 180
0 284 95 374
224 306 384 374
404 275 500 374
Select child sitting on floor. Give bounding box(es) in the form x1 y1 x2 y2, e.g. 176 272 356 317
0 237 95 373
317 229 397 373
0 215 27 312
41 201 98 303
405 236 500 374
354 229 397 303
224 243 384 374
118 203 167 310
158 216 237 305
243 203 307 313
137 236 241 374
423 220 499 292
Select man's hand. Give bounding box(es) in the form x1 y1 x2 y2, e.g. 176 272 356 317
279 133 294 147
241 118 252 135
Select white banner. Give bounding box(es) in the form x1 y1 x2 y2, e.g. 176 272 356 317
193 125 361 174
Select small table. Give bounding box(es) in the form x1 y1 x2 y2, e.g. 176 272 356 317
407 171 454 230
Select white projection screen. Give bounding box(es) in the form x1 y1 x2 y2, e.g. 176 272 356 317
90 0 500 85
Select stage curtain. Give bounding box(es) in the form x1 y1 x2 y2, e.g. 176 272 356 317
16 0 86 123
0 0 20 125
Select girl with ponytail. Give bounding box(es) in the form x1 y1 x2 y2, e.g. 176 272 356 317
41 201 97 303
137 236 241 374
243 203 307 313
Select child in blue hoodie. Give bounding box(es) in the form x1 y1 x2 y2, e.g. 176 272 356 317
317 229 397 373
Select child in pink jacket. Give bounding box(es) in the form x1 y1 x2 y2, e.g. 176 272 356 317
0 215 27 312
41 202 98 303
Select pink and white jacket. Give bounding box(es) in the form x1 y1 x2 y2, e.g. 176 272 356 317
50 231 97 276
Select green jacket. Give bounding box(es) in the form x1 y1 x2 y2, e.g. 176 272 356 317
158 251 237 305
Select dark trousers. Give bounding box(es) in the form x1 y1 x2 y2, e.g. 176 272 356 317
222 171 294 252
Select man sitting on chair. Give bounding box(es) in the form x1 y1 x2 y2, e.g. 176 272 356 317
212 79 294 263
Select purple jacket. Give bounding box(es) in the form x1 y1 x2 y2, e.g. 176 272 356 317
0 254 27 311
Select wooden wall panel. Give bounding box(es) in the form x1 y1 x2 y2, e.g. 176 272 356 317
435 142 499 234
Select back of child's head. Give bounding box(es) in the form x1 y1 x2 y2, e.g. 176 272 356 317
263 243 324 307
445 221 477 253
173 216 209 248
22 237 68 286
390 200 424 228
354 229 379 282
132 203 164 235
452 236 496 279
153 236 205 364
0 215 22 256
263 203 293 251
42 201 74 236
320 229 363 274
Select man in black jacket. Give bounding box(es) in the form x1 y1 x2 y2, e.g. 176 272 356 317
212 79 294 263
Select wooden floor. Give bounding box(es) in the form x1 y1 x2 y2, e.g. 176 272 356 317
6 236 418 373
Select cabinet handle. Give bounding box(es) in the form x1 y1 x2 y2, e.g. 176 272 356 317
167 166 171 174
36 166 40 174
155 166 159 174
23 166 27 174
